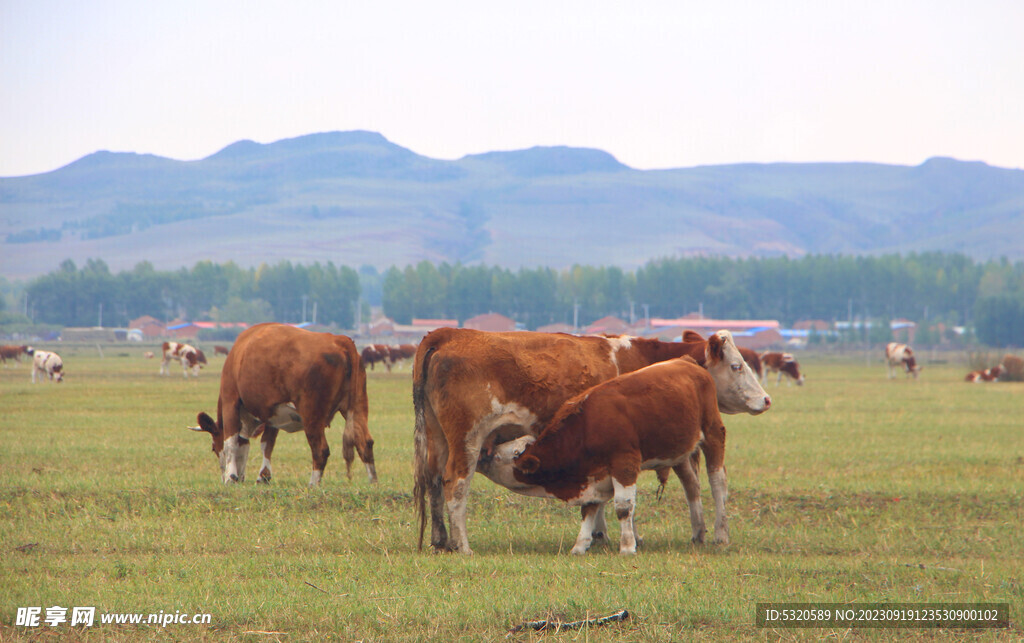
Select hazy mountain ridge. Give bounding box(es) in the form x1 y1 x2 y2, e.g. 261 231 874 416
2 131 1022 279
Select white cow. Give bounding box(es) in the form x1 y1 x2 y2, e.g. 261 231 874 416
886 342 921 379
32 350 64 383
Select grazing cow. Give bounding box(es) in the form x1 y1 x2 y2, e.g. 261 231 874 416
32 350 64 383
143 351 155 359
760 351 805 386
479 356 734 554
886 342 921 379
192 323 376 486
965 365 1003 383
0 344 32 366
161 342 207 378
214 345 230 356
361 344 392 372
738 347 763 380
387 343 417 369
413 327 770 554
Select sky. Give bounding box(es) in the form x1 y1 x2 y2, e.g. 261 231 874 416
2 0 1023 177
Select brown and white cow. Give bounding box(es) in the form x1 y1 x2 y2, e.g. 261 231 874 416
1 344 33 366
479 356 733 554
413 327 770 554
965 365 1003 383
361 344 392 372
886 342 921 379
760 351 805 386
192 323 376 486
32 350 64 383
161 341 208 378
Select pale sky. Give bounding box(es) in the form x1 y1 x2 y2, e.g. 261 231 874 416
2 0 1022 177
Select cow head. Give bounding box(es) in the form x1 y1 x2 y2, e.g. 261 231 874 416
51 363 64 383
782 354 805 385
191 412 228 481
477 435 545 493
195 349 208 365
704 331 771 415
903 355 921 378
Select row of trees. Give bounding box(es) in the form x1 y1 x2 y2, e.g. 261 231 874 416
5 252 1024 346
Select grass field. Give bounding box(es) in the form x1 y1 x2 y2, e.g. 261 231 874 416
1 345 1021 641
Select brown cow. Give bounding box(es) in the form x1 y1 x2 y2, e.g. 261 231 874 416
214 345 230 356
0 344 32 365
480 356 733 554
161 341 208 378
760 351 805 385
413 328 770 554
387 343 417 369
192 323 376 486
738 347 763 380
361 344 392 372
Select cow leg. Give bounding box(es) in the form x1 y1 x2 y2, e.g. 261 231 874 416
442 443 480 554
612 477 639 555
701 428 729 544
304 428 330 487
258 427 279 483
571 503 603 555
591 504 609 543
673 457 706 544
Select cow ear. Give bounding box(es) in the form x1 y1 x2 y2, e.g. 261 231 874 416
515 454 540 475
682 330 704 343
706 333 725 363
193 412 221 437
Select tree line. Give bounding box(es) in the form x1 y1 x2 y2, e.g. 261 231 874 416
4 252 1023 346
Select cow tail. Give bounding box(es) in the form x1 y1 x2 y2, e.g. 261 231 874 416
412 342 438 551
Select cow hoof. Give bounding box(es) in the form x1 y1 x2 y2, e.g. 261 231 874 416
257 476 271 484
228 474 239 483
591 531 606 542
570 546 589 555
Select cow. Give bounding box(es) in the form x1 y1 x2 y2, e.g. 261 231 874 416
760 351 805 386
160 342 207 378
965 365 1003 383
413 327 770 554
478 356 735 554
738 347 763 380
387 343 417 369
361 344 392 372
32 350 64 383
214 345 230 356
192 323 376 486
886 342 921 379
0 344 32 366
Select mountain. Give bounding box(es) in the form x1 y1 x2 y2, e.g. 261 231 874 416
2 131 1023 279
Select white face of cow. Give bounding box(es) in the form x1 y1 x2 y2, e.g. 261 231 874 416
705 331 771 415
477 435 549 496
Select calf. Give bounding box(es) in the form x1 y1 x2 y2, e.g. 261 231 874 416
32 350 64 383
479 356 732 555
760 351 805 385
886 342 921 379
0 344 32 366
161 341 207 378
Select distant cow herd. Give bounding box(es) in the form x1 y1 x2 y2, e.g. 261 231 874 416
5 327 1019 556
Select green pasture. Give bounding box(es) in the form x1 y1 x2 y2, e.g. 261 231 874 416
1 345 1021 641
